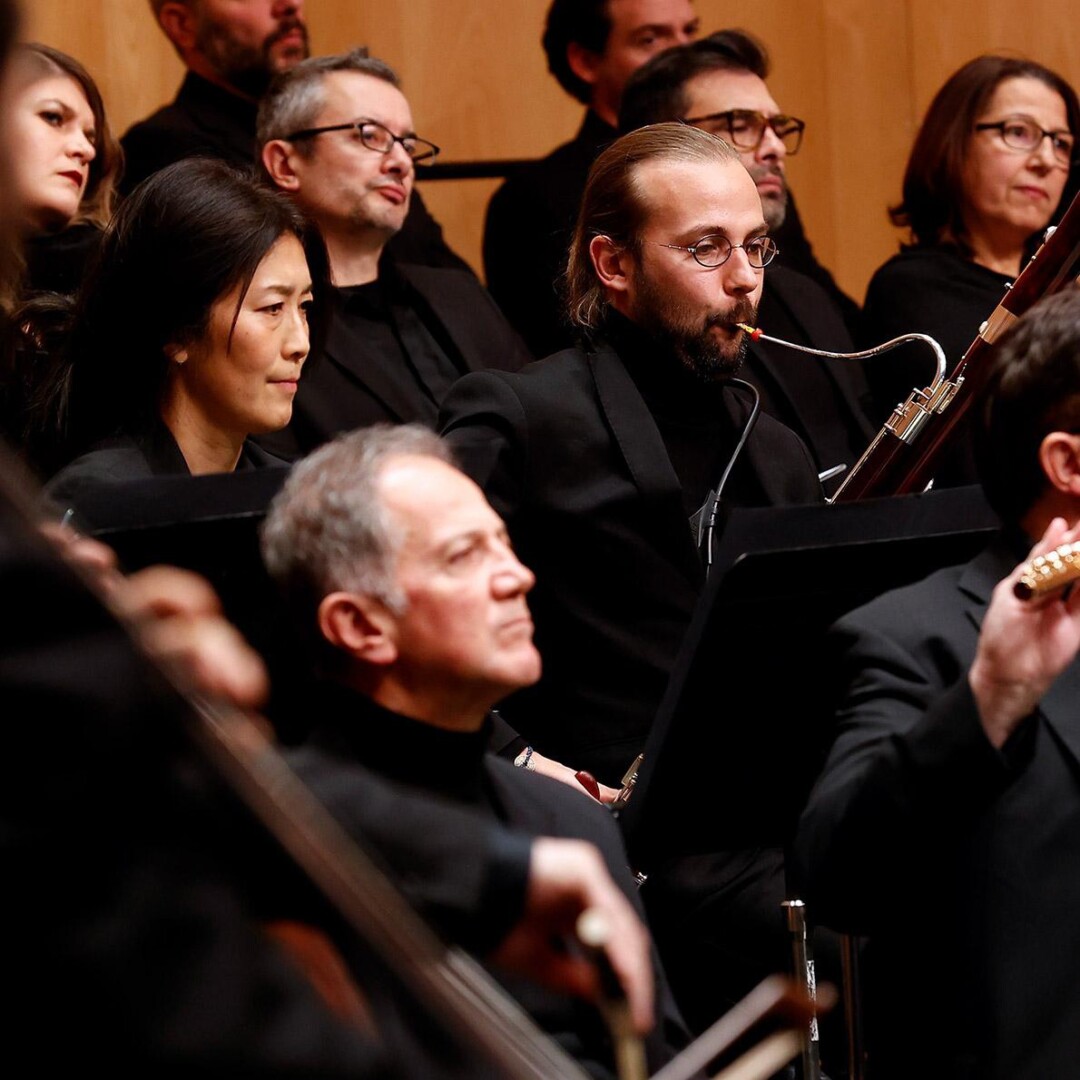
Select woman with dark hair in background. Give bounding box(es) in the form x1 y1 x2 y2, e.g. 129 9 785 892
9 42 120 296
0 44 122 466
861 55 1079 485
46 157 329 511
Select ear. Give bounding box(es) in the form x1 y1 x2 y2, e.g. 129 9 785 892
1039 431 1080 497
261 140 303 193
157 2 197 51
566 41 602 90
589 234 633 298
164 343 188 365
317 591 399 667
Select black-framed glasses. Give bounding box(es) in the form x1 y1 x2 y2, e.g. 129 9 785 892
682 109 805 155
283 118 440 165
655 234 779 269
974 115 1074 166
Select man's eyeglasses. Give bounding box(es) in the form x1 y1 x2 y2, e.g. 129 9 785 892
682 109 806 155
654 234 779 269
974 115 1074 166
283 118 440 165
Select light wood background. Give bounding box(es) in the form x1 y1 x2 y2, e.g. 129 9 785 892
22 1 1080 305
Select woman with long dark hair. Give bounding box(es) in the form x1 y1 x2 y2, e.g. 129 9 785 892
862 55 1080 480
46 157 329 506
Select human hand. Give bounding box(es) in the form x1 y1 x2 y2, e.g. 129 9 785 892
120 565 269 711
39 520 122 595
39 521 268 710
487 837 654 1034
970 517 1080 748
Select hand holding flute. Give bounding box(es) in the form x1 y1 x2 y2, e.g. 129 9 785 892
970 517 1080 749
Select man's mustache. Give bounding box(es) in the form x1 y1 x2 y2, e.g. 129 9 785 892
267 18 308 48
749 163 786 187
707 300 758 331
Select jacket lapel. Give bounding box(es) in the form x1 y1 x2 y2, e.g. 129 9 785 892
587 343 703 585
321 307 423 424
721 381 793 504
759 273 874 440
956 540 1009 630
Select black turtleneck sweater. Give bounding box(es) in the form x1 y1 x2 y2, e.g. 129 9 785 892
305 687 497 811
290 681 697 1079
605 313 768 519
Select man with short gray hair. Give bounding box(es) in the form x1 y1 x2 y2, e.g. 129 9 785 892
257 51 531 456
260 424 696 1075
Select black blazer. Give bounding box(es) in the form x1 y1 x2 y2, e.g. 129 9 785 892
45 422 287 521
440 341 822 784
794 538 1080 1078
483 111 616 359
270 263 533 457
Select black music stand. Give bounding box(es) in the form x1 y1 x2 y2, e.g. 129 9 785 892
54 468 288 617
619 484 1001 867
49 468 309 735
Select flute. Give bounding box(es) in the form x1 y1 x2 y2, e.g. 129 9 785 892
1014 541 1080 600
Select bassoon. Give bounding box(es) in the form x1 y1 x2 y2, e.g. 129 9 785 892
786 189 1080 502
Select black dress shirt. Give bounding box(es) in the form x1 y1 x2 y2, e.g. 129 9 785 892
263 260 532 458
329 276 468 426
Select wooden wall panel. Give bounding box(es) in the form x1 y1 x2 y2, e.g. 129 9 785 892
816 0 913 301
18 1 1080 303
909 0 1080 112
24 2 183 134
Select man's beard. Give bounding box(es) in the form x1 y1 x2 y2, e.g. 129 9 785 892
748 163 789 231
631 269 758 384
196 17 310 98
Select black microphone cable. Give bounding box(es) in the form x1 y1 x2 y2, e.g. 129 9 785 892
701 377 760 574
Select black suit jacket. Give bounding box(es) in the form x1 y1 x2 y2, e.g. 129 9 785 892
120 72 467 271
440 340 822 783
269 263 533 457
748 265 874 481
45 421 287 526
794 538 1080 1078
483 111 615 359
